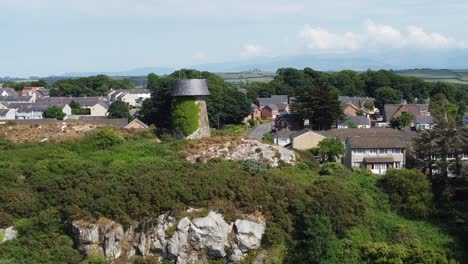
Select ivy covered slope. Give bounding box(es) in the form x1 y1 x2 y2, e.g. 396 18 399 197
0 130 463 264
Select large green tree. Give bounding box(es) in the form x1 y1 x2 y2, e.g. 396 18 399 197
374 86 401 110
317 138 345 162
293 79 343 130
107 101 130 119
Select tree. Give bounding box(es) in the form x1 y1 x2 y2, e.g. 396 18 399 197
374 87 400 110
356 109 365 116
379 169 433 219
390 112 414 130
107 101 129 119
293 80 343 130
43 106 66 120
347 121 358 128
317 138 345 162
363 100 374 110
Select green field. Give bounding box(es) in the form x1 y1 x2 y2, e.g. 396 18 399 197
394 69 468 84
216 71 276 84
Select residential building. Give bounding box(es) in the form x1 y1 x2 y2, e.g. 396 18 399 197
0 109 16 120
274 113 303 131
384 103 430 126
11 103 71 119
256 95 289 119
414 115 434 131
0 95 35 104
124 118 149 129
337 115 371 128
260 104 287 119
37 97 109 116
344 136 406 175
273 129 293 147
21 87 45 96
339 96 377 116
108 89 151 107
0 88 18 97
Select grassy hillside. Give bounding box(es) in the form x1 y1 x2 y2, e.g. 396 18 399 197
394 69 468 85
0 128 463 263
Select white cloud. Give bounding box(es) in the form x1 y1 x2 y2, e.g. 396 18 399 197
299 20 467 52
240 44 271 58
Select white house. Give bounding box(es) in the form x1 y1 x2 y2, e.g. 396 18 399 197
0 109 16 120
108 89 151 107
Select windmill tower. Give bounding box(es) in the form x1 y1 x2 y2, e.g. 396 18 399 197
172 79 210 139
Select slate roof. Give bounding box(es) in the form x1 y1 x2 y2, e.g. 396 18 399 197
363 157 395 163
36 97 109 107
341 115 371 126
384 104 428 121
265 104 286 111
414 115 433 124
339 96 375 107
172 79 210 96
0 95 33 102
36 88 49 96
274 129 294 138
0 109 12 116
257 95 288 107
347 136 405 148
0 88 17 97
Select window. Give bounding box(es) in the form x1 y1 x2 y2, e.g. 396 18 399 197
353 162 363 168
379 148 386 154
393 148 402 154
394 162 401 168
370 149 377 155
354 149 365 155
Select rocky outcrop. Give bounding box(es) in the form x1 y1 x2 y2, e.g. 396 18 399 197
185 137 296 167
72 211 266 264
0 226 17 243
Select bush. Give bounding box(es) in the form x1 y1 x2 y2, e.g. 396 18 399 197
262 132 273 143
43 106 66 120
379 169 433 219
93 129 125 149
248 119 257 127
241 159 267 174
171 98 200 136
319 162 350 177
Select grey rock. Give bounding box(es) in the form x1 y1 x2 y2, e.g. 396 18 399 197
0 226 17 243
235 219 266 253
190 211 231 257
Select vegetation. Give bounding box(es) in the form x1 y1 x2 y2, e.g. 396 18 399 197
42 106 66 120
140 69 251 129
69 100 90 115
379 169 433 219
317 138 346 162
50 75 135 96
0 131 463 263
171 98 200 136
107 101 130 119
390 112 414 130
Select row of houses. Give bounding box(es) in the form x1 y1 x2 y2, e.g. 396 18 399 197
106 89 151 107
0 96 109 120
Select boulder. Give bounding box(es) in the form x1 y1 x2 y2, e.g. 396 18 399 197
235 219 266 253
189 211 232 257
0 226 17 243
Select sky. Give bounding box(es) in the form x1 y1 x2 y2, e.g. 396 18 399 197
0 0 467 77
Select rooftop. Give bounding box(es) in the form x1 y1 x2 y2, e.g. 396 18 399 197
172 79 210 96
347 136 405 148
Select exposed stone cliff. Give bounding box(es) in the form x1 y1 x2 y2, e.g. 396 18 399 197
72 211 266 263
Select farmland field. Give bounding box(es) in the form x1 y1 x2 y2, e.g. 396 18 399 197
394 69 468 84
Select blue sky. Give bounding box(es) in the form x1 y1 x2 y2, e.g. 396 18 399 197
1 0 467 76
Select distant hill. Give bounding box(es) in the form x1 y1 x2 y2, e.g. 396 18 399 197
61 66 175 77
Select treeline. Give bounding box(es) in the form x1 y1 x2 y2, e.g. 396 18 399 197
138 69 251 129
246 68 468 121
2 75 136 96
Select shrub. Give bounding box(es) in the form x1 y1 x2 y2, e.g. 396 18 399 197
319 162 350 177
171 98 200 136
93 129 125 149
43 106 66 120
262 132 273 143
248 119 257 127
379 169 433 219
241 159 267 174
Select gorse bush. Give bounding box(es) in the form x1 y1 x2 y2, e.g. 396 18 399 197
319 162 350 177
241 159 267 174
379 169 433 219
171 98 200 136
93 129 125 149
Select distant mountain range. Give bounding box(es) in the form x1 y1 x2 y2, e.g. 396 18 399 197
3 50 468 79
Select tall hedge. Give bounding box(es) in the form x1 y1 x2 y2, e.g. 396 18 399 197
171 98 200 136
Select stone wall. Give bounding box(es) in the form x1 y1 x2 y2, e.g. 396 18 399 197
187 96 210 140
